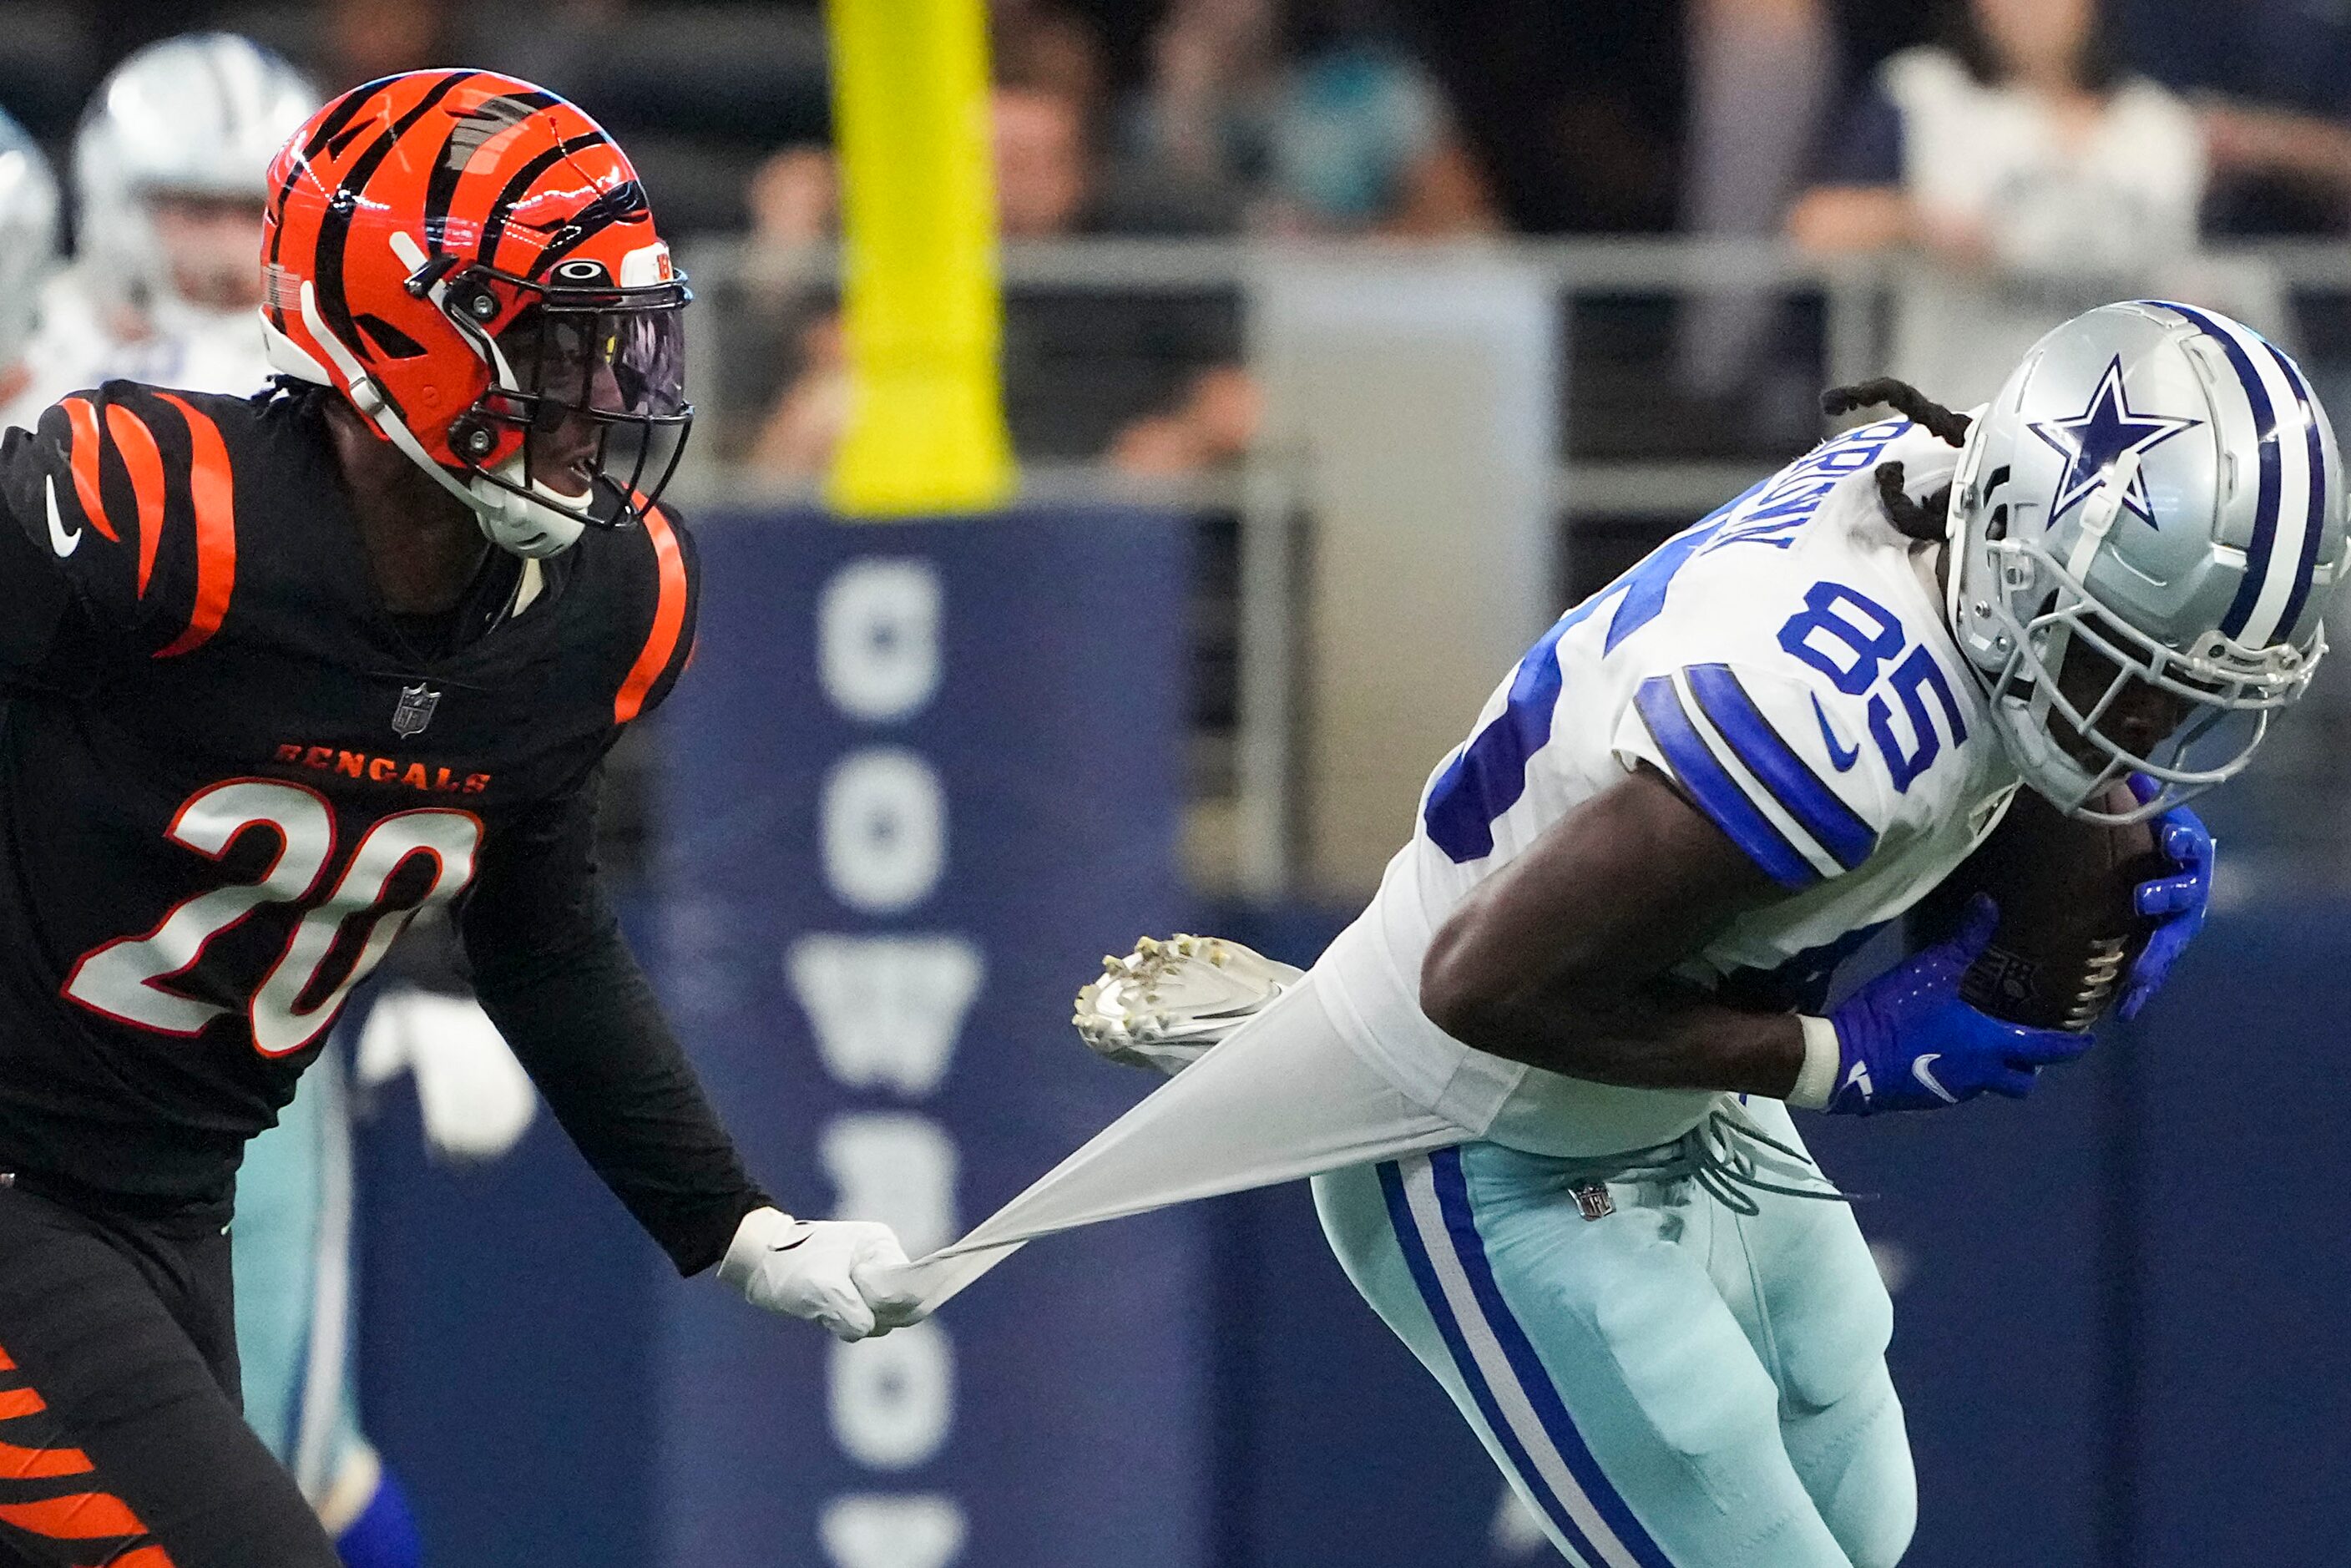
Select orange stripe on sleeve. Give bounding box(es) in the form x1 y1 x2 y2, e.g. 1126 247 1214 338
612 505 687 723
114 1546 179 1568
150 394 236 660
59 398 120 544
0 1489 147 1538
0 1438 92 1479
0 1388 46 1419
104 404 167 598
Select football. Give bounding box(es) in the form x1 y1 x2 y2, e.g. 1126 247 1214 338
1915 782 2169 1032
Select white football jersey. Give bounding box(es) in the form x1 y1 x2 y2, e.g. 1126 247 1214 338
0 267 273 431
1314 417 2024 1157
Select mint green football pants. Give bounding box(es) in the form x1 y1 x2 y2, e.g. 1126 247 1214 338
1313 1101 1915 1568
231 1046 372 1507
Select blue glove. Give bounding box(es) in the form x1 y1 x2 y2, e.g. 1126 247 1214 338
1819 895 2091 1115
2116 776 2212 1021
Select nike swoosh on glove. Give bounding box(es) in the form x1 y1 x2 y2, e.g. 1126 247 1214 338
1819 894 2091 1115
2117 776 2212 1021
718 1207 930 1342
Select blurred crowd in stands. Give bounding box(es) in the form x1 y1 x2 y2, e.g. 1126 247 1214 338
12 0 2351 473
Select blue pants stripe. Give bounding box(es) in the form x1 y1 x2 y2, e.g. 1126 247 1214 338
1376 1159 1611 1568
1425 1149 1679 1568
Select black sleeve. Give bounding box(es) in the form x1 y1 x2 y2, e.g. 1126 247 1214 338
458 766 771 1276
0 387 218 682
0 423 78 680
0 494 69 677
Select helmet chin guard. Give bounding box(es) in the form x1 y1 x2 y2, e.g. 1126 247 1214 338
267 276 593 559
466 455 589 559
1945 301 2347 824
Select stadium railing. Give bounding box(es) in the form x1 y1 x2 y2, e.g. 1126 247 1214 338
671 236 2351 903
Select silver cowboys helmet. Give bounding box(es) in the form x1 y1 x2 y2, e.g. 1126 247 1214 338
74 34 318 329
0 106 58 369
1947 301 2348 823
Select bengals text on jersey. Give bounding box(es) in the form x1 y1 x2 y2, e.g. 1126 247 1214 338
0 376 712 1210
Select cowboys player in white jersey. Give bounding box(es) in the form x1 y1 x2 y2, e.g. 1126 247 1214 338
896 299 2339 1567
0 35 316 429
1 36 535 1567
0 107 58 413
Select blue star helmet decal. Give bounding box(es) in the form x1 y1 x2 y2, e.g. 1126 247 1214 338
2028 355 2202 529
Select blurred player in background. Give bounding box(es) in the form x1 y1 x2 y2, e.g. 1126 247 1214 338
0 36 315 427
0 108 58 414
923 301 2340 1566
0 69 918 1567
236 903 540 1568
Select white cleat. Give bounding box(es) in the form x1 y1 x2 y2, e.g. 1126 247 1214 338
1073 933 1305 1077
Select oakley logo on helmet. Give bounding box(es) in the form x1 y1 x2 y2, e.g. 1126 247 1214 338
256 70 692 559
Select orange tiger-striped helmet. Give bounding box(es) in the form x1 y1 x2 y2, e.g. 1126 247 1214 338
260 69 690 557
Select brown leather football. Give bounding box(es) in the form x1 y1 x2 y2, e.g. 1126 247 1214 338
1914 782 2167 1032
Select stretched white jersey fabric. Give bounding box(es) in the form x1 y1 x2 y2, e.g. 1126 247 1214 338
882 417 2025 1310
1317 415 2021 1156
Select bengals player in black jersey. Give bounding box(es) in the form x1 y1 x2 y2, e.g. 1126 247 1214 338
0 72 921 1567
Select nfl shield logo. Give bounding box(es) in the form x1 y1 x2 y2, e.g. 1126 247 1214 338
392 682 441 738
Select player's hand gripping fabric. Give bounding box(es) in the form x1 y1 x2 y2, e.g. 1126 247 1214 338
719 1208 928 1342
2116 776 2213 1021
1801 894 2091 1115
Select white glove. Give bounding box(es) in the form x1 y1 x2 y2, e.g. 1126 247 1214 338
718 1206 928 1342
356 988 538 1161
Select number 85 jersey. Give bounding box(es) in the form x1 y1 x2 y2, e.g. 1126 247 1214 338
0 381 696 1203
1315 417 2024 1157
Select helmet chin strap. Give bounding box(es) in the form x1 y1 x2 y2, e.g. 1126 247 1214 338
292 272 585 560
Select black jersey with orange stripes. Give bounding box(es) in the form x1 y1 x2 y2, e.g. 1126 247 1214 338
0 379 696 1204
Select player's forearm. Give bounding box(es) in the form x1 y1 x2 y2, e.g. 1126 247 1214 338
1418 765 1799 1095
471 911 771 1276
479 969 770 1272
1428 979 1807 1099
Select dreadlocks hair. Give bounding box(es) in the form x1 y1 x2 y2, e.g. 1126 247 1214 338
1820 377 1972 447
1820 377 1974 543
1863 462 1951 543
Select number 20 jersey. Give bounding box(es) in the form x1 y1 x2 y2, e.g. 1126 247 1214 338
0 380 695 1202
1314 417 2025 1158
